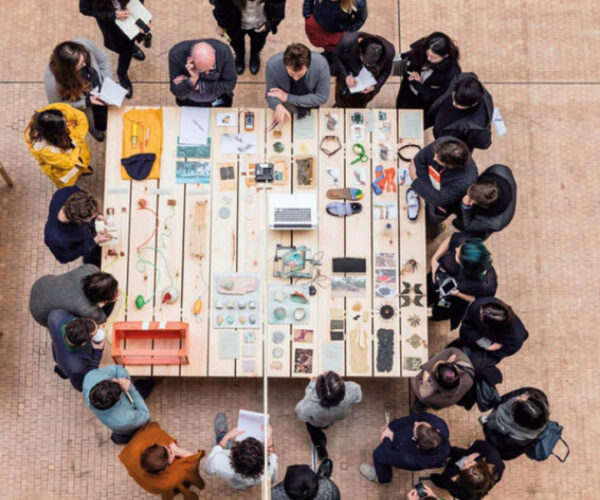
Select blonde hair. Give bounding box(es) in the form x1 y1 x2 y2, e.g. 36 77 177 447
320 0 357 13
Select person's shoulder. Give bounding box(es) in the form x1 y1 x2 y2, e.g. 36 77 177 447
311 52 330 70
169 40 195 56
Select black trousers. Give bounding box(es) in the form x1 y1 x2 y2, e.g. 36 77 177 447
229 29 268 56
175 94 233 108
91 104 108 132
306 422 327 446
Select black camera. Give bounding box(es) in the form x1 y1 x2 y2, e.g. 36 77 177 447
414 481 428 498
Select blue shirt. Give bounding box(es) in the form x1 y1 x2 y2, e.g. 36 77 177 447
48 309 102 391
83 365 150 433
44 186 97 264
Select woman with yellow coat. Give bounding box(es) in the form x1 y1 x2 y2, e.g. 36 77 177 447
24 102 92 188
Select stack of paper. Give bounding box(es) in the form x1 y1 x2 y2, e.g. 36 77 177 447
115 0 152 40
97 77 128 107
349 66 378 94
236 409 269 442
180 107 210 145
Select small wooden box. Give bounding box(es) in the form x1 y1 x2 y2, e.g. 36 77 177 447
112 321 190 366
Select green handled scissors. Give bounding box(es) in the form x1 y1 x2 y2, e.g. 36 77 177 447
351 143 369 165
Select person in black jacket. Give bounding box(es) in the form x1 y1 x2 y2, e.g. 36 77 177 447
212 0 286 75
396 32 461 114
427 73 494 151
168 39 237 107
482 387 549 460
409 137 478 237
330 32 395 108
430 440 504 500
303 0 368 61
457 297 529 362
79 0 150 98
428 234 498 329
453 164 517 240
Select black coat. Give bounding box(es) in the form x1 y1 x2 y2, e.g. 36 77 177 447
331 32 395 94
80 0 137 53
212 0 286 35
303 0 367 33
459 297 529 361
427 72 494 151
431 441 504 500
453 164 517 239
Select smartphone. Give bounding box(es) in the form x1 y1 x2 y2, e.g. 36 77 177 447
439 278 457 295
415 482 427 498
244 111 255 131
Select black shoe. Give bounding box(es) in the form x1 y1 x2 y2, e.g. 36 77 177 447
143 33 152 49
235 52 245 75
410 398 427 414
132 46 145 61
317 458 333 479
315 441 328 460
89 129 105 142
249 51 260 75
119 75 133 99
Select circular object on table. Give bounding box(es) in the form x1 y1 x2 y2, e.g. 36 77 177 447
293 307 307 321
273 347 284 359
245 192 256 204
226 315 234 324
218 207 231 219
249 315 257 324
273 307 286 321
271 330 285 344
271 360 283 370
397 143 422 162
380 304 394 319
273 142 284 153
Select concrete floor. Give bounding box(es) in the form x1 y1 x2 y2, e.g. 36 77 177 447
0 0 597 498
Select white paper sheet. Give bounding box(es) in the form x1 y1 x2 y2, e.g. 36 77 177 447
98 77 128 107
349 66 378 94
221 133 257 154
115 0 153 40
180 107 210 145
236 409 269 442
492 107 507 137
219 330 239 359
321 343 344 373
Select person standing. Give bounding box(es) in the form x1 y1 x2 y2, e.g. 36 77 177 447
427 73 494 151
331 32 395 108
359 412 450 484
47 309 105 391
24 103 92 188
272 461 340 500
44 186 110 266
169 39 237 107
302 0 367 60
79 0 151 98
83 364 154 444
212 0 287 75
45 39 113 142
265 43 330 125
295 371 362 459
396 32 461 114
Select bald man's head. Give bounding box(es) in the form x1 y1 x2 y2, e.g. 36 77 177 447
190 42 216 73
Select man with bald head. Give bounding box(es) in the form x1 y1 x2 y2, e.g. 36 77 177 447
169 39 237 107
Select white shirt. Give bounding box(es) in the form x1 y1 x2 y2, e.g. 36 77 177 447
202 445 278 490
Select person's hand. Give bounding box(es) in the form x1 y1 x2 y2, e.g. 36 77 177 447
447 354 457 363
430 260 439 281
408 160 417 181
273 104 291 126
462 194 473 206
185 57 200 84
408 71 422 83
462 452 480 469
89 95 106 106
407 485 436 500
94 232 112 244
422 371 430 383
262 424 274 449
268 88 288 103
379 425 393 442
345 75 358 88
437 206 447 214
173 75 188 85
216 26 225 36
255 23 267 33
116 377 131 392
362 85 375 94
116 10 129 20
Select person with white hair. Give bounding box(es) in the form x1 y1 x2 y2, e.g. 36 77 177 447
168 39 237 107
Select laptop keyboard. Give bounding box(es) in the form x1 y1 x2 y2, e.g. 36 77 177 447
274 208 311 223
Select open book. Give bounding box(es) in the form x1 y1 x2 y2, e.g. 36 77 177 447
115 0 152 40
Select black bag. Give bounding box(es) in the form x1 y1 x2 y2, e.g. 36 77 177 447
475 379 501 412
525 421 570 462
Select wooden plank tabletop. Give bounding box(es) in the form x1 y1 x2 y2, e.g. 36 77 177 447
103 107 428 377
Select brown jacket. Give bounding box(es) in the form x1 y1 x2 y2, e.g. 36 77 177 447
119 422 205 500
411 347 474 409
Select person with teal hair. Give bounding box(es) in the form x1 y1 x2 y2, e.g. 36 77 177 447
428 233 497 329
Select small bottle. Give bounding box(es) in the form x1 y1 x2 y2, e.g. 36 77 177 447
131 122 138 147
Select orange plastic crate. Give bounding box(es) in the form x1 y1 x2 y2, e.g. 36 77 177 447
112 321 190 366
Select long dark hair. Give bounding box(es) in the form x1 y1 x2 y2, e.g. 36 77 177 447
411 32 459 67
28 109 73 150
50 41 92 100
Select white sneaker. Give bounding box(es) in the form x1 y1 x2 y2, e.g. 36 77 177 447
359 463 379 483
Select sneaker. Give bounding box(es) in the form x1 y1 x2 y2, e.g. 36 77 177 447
214 413 228 436
89 129 105 142
249 51 260 75
132 46 145 61
235 52 245 75
359 463 379 483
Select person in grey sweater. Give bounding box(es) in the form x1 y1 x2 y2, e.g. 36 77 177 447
29 264 119 327
266 43 330 126
83 364 153 444
295 371 362 459
45 38 113 142
272 461 341 500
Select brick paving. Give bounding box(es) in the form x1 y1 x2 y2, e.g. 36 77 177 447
0 1 596 499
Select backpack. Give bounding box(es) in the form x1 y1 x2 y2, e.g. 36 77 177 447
525 421 570 462
475 379 501 412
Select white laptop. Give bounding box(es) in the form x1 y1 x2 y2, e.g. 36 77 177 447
269 193 318 230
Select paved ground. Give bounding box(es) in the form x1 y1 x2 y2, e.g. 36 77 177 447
0 0 597 498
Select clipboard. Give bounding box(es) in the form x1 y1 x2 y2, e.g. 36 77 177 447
115 0 152 40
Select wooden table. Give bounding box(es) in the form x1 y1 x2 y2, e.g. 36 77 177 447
103 107 428 378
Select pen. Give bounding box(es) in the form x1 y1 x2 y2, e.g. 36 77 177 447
192 119 205 132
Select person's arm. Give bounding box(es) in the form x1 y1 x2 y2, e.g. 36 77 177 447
286 63 330 108
267 0 287 33
212 0 229 30
169 48 195 99
202 445 229 476
347 1 367 32
388 414 416 432
269 453 279 483
302 0 313 18
204 49 238 97
79 0 116 21
411 175 467 207
86 40 114 82
126 384 151 427
350 381 363 404
265 59 284 109
466 127 492 150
